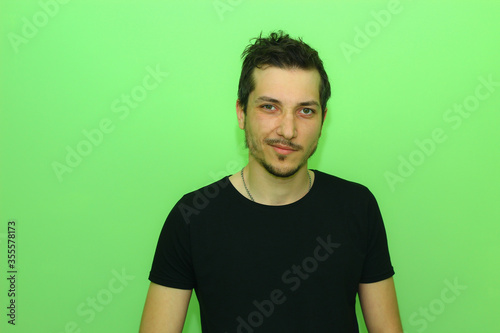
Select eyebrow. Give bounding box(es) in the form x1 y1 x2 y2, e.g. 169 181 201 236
255 96 320 108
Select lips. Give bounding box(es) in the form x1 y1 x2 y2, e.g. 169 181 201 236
271 144 296 155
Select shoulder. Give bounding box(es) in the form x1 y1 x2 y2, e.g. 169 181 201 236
312 171 385 234
180 176 232 203
171 176 233 224
313 170 372 198
311 170 379 214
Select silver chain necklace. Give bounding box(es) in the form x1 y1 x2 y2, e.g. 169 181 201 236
240 168 311 202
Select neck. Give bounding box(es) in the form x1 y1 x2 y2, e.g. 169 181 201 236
242 159 312 205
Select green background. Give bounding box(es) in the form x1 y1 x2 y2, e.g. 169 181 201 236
1 0 499 332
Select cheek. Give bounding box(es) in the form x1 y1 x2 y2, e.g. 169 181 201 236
305 125 323 139
251 118 274 136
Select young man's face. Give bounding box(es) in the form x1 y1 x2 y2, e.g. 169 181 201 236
237 66 326 178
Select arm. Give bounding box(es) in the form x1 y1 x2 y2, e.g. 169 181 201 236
358 277 403 333
139 282 192 333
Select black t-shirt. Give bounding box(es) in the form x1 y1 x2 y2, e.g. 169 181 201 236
149 170 395 332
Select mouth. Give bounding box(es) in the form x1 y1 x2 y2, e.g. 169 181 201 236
270 144 297 155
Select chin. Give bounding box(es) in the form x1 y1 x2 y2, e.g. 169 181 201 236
261 160 305 178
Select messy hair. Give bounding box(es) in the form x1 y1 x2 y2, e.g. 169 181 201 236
238 31 331 118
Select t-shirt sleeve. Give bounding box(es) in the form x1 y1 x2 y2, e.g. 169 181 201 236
148 197 196 289
359 190 395 283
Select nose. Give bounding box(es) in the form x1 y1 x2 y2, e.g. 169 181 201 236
277 112 297 140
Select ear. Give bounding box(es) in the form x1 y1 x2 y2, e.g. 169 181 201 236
319 107 327 136
236 100 246 130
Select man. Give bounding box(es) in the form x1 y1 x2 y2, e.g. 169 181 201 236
140 31 403 332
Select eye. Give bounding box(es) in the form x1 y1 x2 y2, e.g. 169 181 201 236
261 104 276 111
300 108 315 116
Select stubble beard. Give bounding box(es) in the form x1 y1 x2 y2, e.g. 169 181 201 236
244 127 319 178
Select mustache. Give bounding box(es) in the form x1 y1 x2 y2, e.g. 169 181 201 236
264 138 302 151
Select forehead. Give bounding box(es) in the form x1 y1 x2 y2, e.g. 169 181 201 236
251 66 321 103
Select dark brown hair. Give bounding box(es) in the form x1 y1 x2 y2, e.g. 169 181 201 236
238 31 331 118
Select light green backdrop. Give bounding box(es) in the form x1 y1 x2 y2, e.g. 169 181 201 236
1 0 499 332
